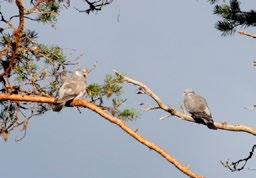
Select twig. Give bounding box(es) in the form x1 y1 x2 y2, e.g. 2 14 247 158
221 144 256 172
159 114 171 120
142 106 160 112
238 31 256 39
75 0 113 14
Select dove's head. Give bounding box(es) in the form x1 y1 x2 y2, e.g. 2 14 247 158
74 69 89 78
82 68 89 78
74 71 84 77
183 89 195 96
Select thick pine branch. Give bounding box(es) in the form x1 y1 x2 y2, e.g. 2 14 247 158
0 93 203 178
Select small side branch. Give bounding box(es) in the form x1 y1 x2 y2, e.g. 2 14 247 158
114 71 256 136
114 70 175 115
221 144 256 171
75 0 113 14
238 31 256 39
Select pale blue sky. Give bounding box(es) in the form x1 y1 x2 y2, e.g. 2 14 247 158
2 0 256 178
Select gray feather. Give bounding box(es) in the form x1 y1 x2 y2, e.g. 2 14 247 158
183 89 216 129
52 70 87 112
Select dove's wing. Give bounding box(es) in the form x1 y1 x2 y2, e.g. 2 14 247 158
184 91 216 129
184 94 211 116
53 70 87 112
58 79 86 102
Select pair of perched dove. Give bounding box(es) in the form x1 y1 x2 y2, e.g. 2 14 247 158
52 70 88 112
183 89 216 129
52 70 215 130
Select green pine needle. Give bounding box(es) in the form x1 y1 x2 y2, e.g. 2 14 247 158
118 108 139 121
87 83 102 98
102 74 123 97
40 45 65 64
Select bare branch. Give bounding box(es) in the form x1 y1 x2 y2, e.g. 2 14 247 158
114 70 175 114
114 70 256 136
142 106 160 112
159 114 171 120
238 31 256 39
221 144 256 172
75 0 113 14
0 93 203 178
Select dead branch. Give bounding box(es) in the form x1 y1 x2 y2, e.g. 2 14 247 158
75 0 113 14
114 70 256 136
221 144 256 172
0 93 203 178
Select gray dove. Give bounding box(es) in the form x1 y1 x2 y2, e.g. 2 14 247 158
183 89 216 129
52 70 87 112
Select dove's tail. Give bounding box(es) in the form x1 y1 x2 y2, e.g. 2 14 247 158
205 119 217 130
191 113 217 130
52 99 65 112
52 103 64 112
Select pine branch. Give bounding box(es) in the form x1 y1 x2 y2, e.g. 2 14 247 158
0 93 203 178
0 0 25 78
211 0 256 35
